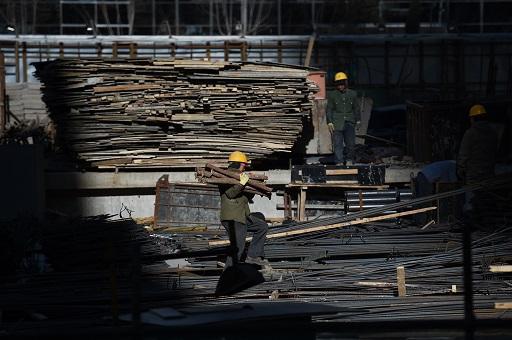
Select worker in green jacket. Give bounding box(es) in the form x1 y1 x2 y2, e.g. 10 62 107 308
326 72 360 165
219 151 269 267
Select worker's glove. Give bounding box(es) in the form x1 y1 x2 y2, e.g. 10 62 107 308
327 123 334 133
239 172 250 186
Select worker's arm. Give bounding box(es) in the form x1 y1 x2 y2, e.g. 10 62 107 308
456 131 471 181
224 184 244 199
224 173 249 198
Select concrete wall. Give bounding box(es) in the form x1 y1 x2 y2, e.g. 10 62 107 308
44 167 415 220
45 170 290 219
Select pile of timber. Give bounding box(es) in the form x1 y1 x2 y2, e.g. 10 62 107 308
196 163 272 197
34 58 317 168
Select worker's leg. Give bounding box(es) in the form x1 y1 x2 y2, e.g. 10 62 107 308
246 212 268 258
343 121 355 163
332 130 344 164
221 220 247 267
233 221 248 261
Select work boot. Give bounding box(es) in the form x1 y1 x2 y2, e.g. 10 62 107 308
245 256 269 266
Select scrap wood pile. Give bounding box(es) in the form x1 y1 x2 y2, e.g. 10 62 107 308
34 58 317 168
196 163 272 197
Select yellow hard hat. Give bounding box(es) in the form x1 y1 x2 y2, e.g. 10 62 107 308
228 151 248 163
469 104 487 117
334 72 348 82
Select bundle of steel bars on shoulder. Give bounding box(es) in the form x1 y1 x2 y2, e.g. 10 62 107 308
196 163 272 197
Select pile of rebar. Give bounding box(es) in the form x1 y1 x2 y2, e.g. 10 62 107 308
34 58 317 168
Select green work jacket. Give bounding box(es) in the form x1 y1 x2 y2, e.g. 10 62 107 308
326 89 360 131
219 183 251 224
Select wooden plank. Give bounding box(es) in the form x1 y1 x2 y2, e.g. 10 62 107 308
397 266 406 297
326 169 358 175
494 302 512 309
34 58 317 169
489 265 512 273
209 206 437 246
287 183 388 189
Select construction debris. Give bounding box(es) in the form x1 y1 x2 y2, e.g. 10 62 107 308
34 59 318 169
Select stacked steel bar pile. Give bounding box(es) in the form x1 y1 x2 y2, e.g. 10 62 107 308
34 58 317 168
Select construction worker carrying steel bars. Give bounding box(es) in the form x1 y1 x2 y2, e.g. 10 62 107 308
218 151 269 267
327 71 361 165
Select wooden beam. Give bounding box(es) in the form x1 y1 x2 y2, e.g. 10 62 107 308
304 35 316 67
208 206 437 246
326 169 358 175
397 266 406 297
489 265 512 273
494 302 512 309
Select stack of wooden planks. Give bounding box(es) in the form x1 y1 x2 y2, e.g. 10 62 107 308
34 58 317 168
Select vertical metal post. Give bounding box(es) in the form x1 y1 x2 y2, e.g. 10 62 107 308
479 0 484 33
170 43 176 59
224 41 229 61
241 0 247 36
112 42 118 58
209 0 214 35
59 42 64 58
152 0 156 35
175 0 180 35
277 0 282 35
15 41 20 83
0 51 6 134
206 42 211 61
277 40 282 63
384 41 390 89
311 0 316 32
129 43 137 58
22 42 28 83
59 1 63 35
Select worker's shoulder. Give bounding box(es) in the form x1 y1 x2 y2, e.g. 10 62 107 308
345 89 358 97
326 89 339 99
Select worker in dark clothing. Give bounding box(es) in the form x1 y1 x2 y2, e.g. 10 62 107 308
327 71 360 165
219 151 269 267
457 104 499 214
457 104 498 185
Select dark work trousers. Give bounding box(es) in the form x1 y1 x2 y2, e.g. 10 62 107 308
221 213 268 267
332 121 355 164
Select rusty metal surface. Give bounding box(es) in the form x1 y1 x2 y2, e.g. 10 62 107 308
406 101 467 162
154 175 221 229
